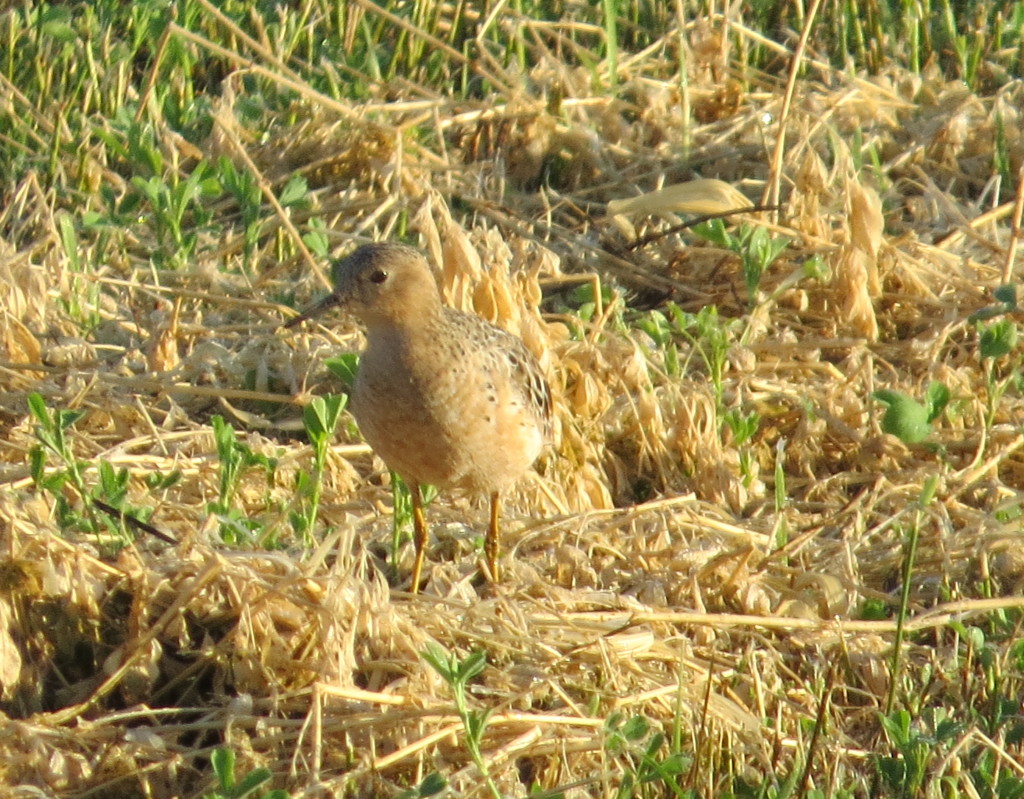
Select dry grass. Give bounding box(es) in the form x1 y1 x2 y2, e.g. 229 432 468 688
1 2 1023 797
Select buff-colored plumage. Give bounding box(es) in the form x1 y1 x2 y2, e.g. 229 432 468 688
288 242 551 591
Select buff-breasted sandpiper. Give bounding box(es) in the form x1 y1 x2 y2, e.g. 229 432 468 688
287 242 552 592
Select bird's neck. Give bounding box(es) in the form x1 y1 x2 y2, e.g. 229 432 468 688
363 305 446 353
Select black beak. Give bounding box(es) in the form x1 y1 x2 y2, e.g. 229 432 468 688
281 292 342 329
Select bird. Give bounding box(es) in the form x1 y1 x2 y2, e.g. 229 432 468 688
286 242 552 592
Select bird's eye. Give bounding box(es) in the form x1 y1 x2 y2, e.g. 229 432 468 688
369 269 388 284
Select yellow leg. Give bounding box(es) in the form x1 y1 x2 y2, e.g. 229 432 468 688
485 491 501 583
409 482 427 594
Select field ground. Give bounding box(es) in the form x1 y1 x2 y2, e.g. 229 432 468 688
1 1 1024 797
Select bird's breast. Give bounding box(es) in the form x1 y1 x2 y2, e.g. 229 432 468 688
349 326 546 493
